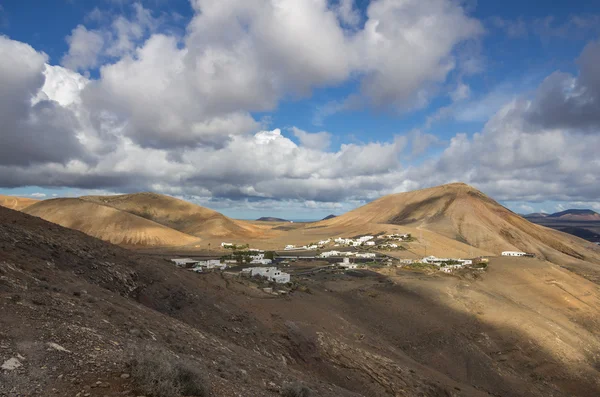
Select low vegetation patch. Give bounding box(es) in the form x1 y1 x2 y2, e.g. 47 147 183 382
403 262 438 272
281 382 312 397
363 261 384 268
129 345 211 397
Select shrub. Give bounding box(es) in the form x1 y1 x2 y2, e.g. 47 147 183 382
281 383 312 397
129 346 210 397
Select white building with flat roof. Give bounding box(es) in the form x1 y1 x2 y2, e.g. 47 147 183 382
502 251 527 257
319 250 342 258
244 267 290 283
250 258 272 265
356 253 376 259
194 259 227 270
171 258 199 267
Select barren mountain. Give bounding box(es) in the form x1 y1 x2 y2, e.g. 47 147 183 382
23 198 200 247
322 183 600 266
0 194 39 211
81 192 270 240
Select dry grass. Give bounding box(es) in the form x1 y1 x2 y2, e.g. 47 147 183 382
129 346 211 397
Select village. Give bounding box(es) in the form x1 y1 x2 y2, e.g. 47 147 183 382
169 234 535 292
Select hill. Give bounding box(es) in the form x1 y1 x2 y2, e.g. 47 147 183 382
0 194 39 211
23 198 200 247
548 209 600 221
322 214 337 220
3 205 600 396
81 192 270 240
256 216 290 222
321 183 600 266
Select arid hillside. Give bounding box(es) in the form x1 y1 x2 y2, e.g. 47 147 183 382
81 192 272 240
0 194 39 211
322 183 600 266
23 198 200 247
2 206 600 396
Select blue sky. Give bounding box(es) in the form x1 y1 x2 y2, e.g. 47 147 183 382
1 0 600 219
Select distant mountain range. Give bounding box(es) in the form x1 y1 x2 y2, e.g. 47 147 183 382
322 214 337 220
256 217 290 222
524 209 600 243
525 209 600 221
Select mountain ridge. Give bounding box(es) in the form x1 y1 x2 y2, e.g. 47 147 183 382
23 197 200 247
320 183 600 265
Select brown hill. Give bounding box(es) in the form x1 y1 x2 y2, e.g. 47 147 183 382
322 183 600 265
0 194 39 211
81 192 270 240
23 197 199 247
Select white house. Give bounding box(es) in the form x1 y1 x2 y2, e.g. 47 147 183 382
502 251 527 257
422 256 443 264
250 258 273 265
194 259 227 270
365 241 376 246
319 250 341 258
284 245 296 250
422 256 472 267
318 239 331 246
355 253 376 259
339 263 358 269
383 234 409 240
245 267 290 283
171 258 199 267
221 242 234 248
339 257 358 269
440 265 463 273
